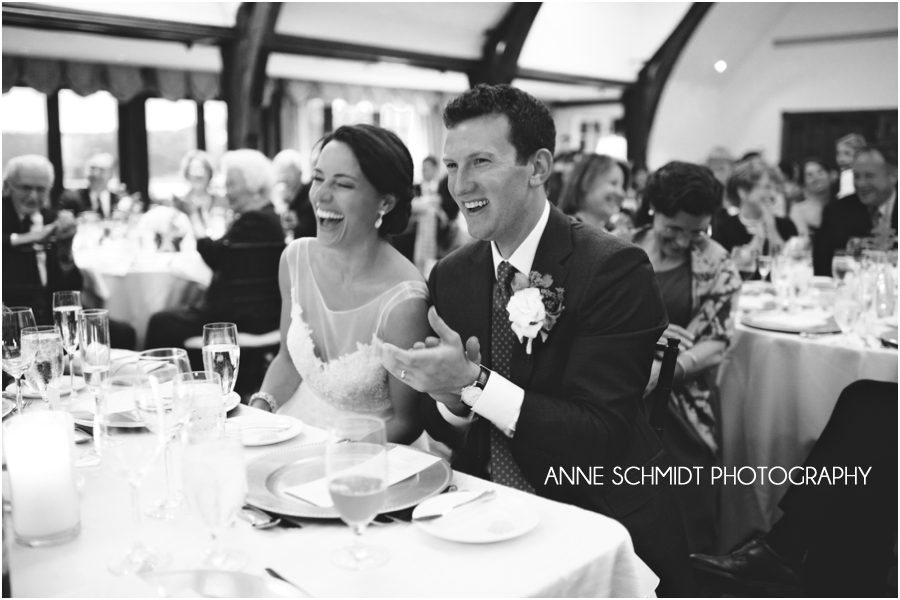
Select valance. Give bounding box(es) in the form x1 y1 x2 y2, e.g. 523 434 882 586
281 79 456 113
3 55 221 103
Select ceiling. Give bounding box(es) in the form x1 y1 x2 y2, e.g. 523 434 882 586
3 2 693 103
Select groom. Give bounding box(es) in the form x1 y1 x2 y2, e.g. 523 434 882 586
382 84 690 595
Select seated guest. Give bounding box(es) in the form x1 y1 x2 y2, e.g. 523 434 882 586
58 153 120 219
835 132 867 200
172 150 228 236
3 155 135 349
713 160 798 254
812 144 897 276
789 157 834 238
692 379 897 597
633 161 742 553
557 153 630 238
273 149 316 240
145 149 284 349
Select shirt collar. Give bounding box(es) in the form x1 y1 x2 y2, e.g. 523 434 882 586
878 190 896 220
490 200 551 281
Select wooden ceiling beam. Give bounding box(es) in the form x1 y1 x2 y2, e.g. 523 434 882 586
469 3 542 86
516 68 630 90
1 2 232 46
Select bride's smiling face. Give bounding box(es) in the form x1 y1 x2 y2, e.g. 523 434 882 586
310 140 385 247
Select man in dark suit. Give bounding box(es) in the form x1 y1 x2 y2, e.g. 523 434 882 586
145 149 285 350
813 145 898 275
58 153 120 219
382 85 691 596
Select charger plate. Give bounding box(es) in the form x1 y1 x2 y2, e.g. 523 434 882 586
246 442 451 519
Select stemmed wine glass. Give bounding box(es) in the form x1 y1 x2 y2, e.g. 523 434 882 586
21 326 64 408
97 372 168 574
52 290 82 397
182 422 247 569
79 309 110 467
326 416 389 570
833 286 863 344
201 323 240 401
137 348 192 520
831 251 858 287
731 245 758 281
2 307 37 414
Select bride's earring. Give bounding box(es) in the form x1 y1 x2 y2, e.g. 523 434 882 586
374 210 385 229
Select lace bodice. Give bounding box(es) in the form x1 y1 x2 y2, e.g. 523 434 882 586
282 239 427 421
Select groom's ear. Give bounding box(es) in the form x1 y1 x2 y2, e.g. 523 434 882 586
527 148 554 188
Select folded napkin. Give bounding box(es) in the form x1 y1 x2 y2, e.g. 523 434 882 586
283 445 441 508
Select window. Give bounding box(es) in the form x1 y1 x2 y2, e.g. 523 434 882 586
59 90 118 191
1 87 48 173
146 98 197 202
332 99 375 129
381 102 430 180
203 99 228 166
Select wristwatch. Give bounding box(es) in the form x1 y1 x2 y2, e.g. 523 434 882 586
460 365 491 408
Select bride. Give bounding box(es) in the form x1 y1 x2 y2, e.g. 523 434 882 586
249 124 429 444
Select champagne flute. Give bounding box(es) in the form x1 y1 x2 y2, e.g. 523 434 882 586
201 323 240 400
98 372 168 574
326 416 389 570
182 423 247 569
79 309 110 467
52 290 82 396
2 307 36 414
21 326 64 408
137 348 192 520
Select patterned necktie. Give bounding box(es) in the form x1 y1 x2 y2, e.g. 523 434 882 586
489 261 535 492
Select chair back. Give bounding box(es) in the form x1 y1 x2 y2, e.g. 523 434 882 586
213 241 285 333
649 337 681 438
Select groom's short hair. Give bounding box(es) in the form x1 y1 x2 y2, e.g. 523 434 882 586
443 84 556 164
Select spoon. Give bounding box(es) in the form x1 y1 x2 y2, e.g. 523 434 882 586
240 505 281 529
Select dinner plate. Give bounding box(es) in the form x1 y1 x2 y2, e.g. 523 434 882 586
4 376 86 400
246 443 451 519
228 414 303 446
2 398 15 419
141 569 305 598
412 490 539 544
742 310 842 334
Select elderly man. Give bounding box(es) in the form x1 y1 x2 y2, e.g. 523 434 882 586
381 84 691 596
145 149 284 349
273 149 316 240
3 155 136 349
59 153 120 218
812 144 898 275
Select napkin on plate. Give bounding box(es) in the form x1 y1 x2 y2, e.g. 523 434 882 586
283 445 441 508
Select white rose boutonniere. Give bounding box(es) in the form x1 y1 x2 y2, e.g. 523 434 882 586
506 271 565 354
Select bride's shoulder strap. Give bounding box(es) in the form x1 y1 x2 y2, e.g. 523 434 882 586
375 280 429 337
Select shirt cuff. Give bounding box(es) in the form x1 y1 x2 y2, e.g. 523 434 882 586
472 371 524 438
436 399 476 428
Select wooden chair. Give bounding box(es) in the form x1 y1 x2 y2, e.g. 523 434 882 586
649 337 681 439
184 241 285 398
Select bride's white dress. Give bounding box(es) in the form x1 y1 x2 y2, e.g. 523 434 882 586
277 238 428 429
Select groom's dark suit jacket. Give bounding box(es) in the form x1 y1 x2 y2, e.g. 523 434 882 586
424 205 690 595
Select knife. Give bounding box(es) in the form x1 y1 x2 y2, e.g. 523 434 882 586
412 489 496 522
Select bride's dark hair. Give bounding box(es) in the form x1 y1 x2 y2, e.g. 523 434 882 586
317 124 414 236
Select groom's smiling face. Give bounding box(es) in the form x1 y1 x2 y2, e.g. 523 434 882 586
443 114 536 253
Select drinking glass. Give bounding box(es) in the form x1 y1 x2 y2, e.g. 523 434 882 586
756 255 773 282
52 290 82 396
771 256 795 310
21 326 64 407
97 373 168 574
79 309 110 467
182 423 247 569
326 416 389 570
833 287 863 340
138 349 192 520
731 246 758 281
174 371 223 441
831 251 859 287
2 307 36 414
201 323 240 398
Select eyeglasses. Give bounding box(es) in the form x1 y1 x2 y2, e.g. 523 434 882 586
660 225 710 243
10 182 49 195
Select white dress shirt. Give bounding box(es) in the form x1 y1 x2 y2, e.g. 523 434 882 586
437 200 551 436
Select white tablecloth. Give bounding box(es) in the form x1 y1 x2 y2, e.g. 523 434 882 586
716 321 898 551
7 402 659 598
75 243 212 349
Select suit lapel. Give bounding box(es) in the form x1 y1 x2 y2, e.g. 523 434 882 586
464 243 494 369
509 206 573 386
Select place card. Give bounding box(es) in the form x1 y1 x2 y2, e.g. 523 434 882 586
283 445 441 508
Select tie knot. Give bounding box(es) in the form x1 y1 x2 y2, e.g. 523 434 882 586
497 261 516 292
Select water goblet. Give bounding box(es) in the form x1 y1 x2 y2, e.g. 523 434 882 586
182 423 247 569
21 326 64 408
138 348 192 520
731 245 758 281
175 371 224 442
326 416 389 570
2 307 36 414
757 255 773 282
831 251 859 288
98 373 169 574
201 323 240 400
52 290 82 398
